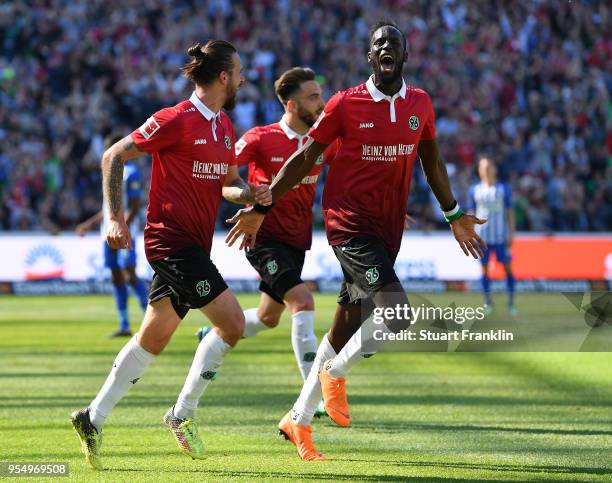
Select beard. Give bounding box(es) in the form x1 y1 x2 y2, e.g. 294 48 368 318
223 84 237 110
297 104 322 128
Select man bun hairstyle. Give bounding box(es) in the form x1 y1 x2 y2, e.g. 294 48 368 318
274 67 316 105
183 40 237 86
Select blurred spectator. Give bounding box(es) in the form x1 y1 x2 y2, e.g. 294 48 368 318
0 0 609 234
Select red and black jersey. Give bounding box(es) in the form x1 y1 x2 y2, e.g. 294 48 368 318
131 92 236 261
235 117 335 250
309 76 436 254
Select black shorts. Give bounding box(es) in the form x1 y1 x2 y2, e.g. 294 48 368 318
245 240 305 304
333 237 400 305
148 246 228 319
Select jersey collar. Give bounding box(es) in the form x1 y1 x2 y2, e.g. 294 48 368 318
189 91 221 121
279 115 307 145
366 75 407 102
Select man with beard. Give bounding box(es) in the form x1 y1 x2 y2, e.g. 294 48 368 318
197 68 332 417
225 21 487 460
70 40 272 469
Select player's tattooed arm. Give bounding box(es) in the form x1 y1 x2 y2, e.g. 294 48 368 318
269 138 327 202
222 165 272 205
417 139 455 211
101 135 144 220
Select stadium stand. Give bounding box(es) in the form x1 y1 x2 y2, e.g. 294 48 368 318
0 0 609 233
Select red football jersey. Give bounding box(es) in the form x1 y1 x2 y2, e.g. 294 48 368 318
309 76 436 254
235 117 334 250
131 92 236 261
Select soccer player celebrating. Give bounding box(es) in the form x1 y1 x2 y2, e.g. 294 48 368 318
197 68 331 416
226 21 486 461
468 156 516 315
76 134 149 337
70 40 272 470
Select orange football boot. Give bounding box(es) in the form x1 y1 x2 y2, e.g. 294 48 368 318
319 360 351 427
278 412 326 461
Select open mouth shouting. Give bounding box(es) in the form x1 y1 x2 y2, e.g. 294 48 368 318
380 52 395 74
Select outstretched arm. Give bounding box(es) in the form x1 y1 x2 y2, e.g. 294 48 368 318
418 139 487 258
269 138 327 201
102 135 143 249
225 139 328 249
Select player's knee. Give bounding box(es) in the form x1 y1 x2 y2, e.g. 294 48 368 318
260 312 281 328
111 270 125 286
328 324 353 351
287 301 314 314
138 331 170 355
123 267 136 285
285 290 314 314
221 312 245 345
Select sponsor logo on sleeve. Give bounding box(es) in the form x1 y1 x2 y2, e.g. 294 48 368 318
138 116 161 139
235 138 247 155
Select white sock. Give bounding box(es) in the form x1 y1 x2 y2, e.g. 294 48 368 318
174 328 231 420
327 316 393 378
291 310 318 380
291 333 336 426
89 335 156 431
242 308 269 338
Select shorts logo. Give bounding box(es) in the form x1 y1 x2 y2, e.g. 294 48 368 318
266 260 278 275
408 115 420 131
196 280 211 297
224 135 232 150
365 267 379 285
201 371 217 380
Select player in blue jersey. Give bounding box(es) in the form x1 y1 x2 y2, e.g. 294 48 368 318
468 156 516 315
76 134 149 336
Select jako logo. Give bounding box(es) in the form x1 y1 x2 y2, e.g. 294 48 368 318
194 139 207 145
359 122 374 128
24 244 64 280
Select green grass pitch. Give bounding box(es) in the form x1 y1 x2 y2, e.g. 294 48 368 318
0 293 611 482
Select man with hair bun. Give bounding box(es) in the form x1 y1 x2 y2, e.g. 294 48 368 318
70 40 272 469
196 67 335 423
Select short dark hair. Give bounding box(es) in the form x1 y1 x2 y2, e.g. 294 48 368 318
369 20 406 50
274 67 316 104
182 40 237 86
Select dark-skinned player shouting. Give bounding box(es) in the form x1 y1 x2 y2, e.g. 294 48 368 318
226 21 487 461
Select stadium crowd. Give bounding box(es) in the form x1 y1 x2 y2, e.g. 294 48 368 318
0 0 610 233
